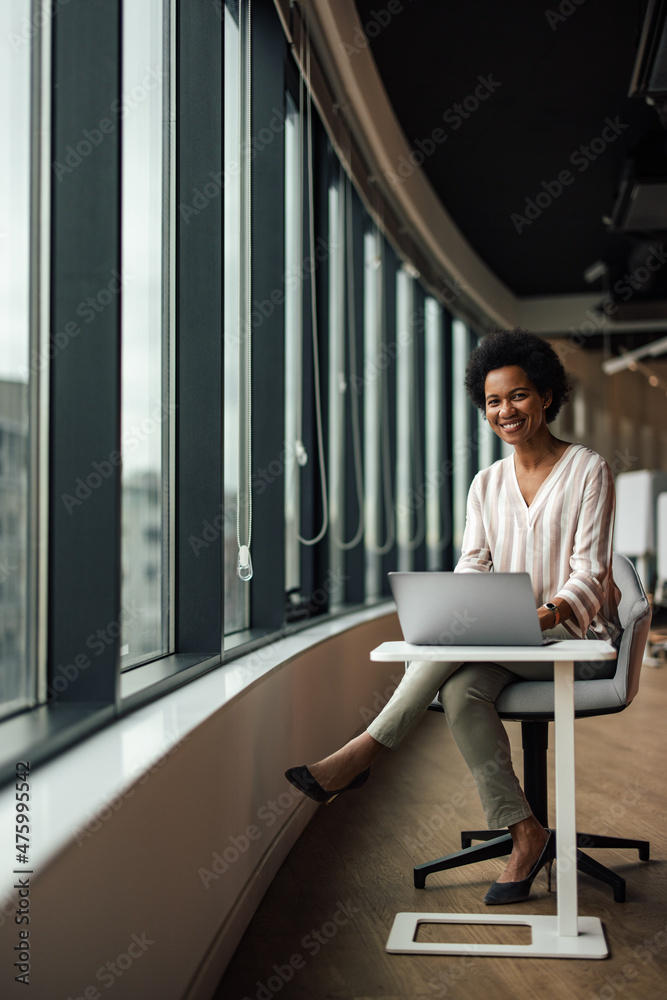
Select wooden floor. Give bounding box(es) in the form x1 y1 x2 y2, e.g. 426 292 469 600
215 665 667 1000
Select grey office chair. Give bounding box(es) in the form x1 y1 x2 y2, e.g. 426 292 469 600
415 552 652 902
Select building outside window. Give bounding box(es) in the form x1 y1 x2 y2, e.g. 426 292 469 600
120 0 173 668
0 0 35 716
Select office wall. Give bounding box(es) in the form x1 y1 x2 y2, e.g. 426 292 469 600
550 342 667 474
0 614 403 1000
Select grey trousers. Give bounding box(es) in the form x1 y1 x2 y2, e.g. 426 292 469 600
366 626 617 829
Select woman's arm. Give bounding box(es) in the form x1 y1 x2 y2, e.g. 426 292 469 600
552 457 615 636
454 474 493 573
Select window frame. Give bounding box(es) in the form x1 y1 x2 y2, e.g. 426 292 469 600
0 0 226 786
380 242 399 598
341 186 366 604
0 0 470 789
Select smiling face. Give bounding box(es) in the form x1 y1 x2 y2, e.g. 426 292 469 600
484 365 552 445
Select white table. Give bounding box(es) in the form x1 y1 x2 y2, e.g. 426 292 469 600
370 640 617 960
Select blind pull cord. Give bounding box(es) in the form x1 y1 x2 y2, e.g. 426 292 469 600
236 0 253 582
296 22 329 546
294 25 308 472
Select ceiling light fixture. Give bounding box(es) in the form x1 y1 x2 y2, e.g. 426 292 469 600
583 260 608 283
601 333 667 373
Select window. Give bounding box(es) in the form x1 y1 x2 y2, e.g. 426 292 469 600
452 318 472 560
284 91 303 603
0 0 36 717
476 331 497 472
283 73 340 621
0 0 507 784
327 160 346 600
424 296 450 569
120 0 173 668
326 156 365 607
363 225 386 598
395 267 425 570
223 0 251 636
478 405 496 470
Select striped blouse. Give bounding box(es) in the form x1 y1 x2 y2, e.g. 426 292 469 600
454 443 622 642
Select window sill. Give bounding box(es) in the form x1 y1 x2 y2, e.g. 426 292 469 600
0 600 397 895
0 600 396 793
0 703 116 788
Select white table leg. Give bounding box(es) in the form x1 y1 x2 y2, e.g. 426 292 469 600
553 659 578 937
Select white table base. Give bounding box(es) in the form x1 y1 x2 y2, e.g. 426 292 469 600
386 913 608 959
369 641 616 961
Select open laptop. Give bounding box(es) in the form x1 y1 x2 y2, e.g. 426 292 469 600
388 571 562 646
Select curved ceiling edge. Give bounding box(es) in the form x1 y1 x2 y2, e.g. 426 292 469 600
306 0 517 329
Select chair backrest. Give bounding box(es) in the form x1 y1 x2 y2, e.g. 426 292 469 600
494 551 652 719
611 552 652 707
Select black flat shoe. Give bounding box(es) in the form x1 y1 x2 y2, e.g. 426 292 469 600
483 829 555 905
284 765 371 804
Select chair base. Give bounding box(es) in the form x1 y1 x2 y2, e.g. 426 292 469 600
413 832 512 889
419 700 651 903
414 827 650 902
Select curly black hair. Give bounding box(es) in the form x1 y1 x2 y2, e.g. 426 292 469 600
464 327 571 423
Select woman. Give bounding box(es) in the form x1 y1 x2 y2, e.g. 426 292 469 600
286 327 622 904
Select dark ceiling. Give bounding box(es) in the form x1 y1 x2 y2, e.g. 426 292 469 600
354 0 663 299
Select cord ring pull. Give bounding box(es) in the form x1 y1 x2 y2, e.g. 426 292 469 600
237 544 253 581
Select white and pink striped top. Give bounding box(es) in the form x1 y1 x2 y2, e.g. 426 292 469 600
454 443 622 642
